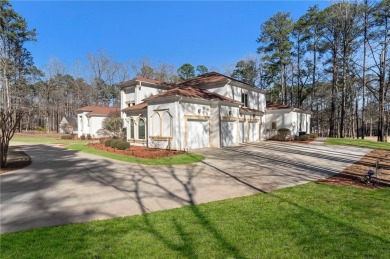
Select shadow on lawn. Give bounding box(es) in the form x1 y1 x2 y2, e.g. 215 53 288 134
133 164 245 258
86 161 245 258
2 143 389 257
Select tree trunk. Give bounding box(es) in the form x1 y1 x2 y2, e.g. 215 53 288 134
329 47 338 138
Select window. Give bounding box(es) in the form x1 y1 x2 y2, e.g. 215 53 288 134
126 101 135 108
271 122 277 130
138 119 145 139
130 119 134 139
241 93 248 107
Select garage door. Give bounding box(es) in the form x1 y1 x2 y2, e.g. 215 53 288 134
187 119 209 149
239 122 245 143
221 121 237 147
248 122 259 142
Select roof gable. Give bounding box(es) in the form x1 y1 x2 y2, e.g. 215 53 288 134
266 102 311 114
121 102 148 112
76 106 120 116
143 86 241 104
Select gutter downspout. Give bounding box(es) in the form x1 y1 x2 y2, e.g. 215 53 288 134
177 96 183 150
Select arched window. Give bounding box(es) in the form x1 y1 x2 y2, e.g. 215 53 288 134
138 119 145 140
130 118 135 139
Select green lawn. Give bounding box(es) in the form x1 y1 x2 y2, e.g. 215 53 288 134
11 136 204 165
1 183 389 258
326 137 390 150
11 136 89 145
68 143 204 165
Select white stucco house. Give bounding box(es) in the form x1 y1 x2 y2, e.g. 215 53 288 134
264 102 311 139
119 72 311 150
76 106 120 138
119 72 266 150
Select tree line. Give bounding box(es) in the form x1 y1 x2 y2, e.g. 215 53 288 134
1 0 390 150
254 0 390 141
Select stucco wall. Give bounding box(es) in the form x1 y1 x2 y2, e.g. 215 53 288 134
292 112 311 134
265 110 311 137
220 105 239 118
121 88 135 119
77 112 106 138
89 116 105 137
264 111 293 133
147 102 177 149
77 112 88 137
137 86 164 104
206 83 266 112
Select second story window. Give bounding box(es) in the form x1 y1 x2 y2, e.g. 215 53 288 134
241 93 248 107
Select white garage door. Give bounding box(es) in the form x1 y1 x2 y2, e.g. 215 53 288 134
249 122 259 142
187 119 209 149
221 121 237 147
239 122 245 143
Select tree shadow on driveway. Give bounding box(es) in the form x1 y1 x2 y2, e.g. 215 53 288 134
1 142 382 258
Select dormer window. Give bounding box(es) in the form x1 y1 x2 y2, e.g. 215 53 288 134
241 92 248 107
126 101 135 107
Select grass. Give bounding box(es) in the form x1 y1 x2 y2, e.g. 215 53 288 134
1 183 389 258
11 136 204 165
68 143 205 165
11 136 89 145
326 137 390 150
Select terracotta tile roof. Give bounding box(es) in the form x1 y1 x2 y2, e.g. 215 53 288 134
143 86 241 104
266 102 291 110
240 107 264 114
76 106 120 116
122 102 148 112
178 72 228 87
134 77 162 84
178 72 266 94
119 77 175 89
266 102 311 114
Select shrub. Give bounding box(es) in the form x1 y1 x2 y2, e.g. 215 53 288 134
87 134 92 140
99 137 109 144
104 139 113 147
110 139 120 148
276 128 291 141
309 133 318 139
278 128 290 133
115 141 130 150
272 135 286 141
80 135 86 140
298 134 310 141
61 135 73 140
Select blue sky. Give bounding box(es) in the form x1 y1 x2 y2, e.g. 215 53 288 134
13 1 330 72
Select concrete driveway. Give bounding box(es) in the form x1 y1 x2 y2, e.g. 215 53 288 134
0 140 371 233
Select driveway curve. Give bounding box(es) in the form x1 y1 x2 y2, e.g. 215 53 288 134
0 141 370 233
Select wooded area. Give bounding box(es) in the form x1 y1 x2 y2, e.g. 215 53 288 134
1 0 390 153
256 0 390 141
